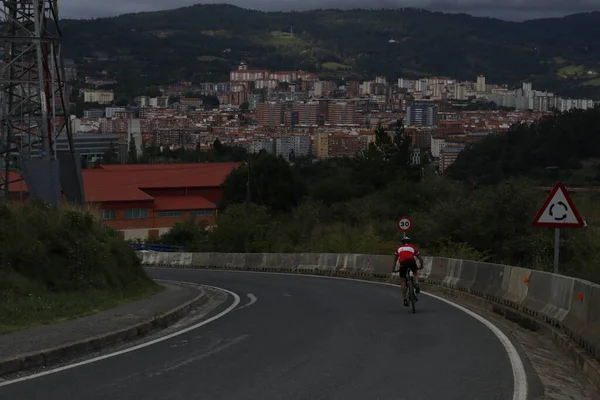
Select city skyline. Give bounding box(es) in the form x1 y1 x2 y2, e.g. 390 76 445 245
60 0 600 21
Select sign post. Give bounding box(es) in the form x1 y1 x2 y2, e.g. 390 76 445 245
532 182 585 273
397 216 412 238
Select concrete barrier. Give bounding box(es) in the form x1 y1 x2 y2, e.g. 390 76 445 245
139 251 600 367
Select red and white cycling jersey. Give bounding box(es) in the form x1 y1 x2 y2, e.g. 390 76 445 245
394 244 420 263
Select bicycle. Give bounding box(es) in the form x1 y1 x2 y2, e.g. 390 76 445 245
406 268 417 314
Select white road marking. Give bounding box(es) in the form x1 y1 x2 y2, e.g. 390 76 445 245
148 267 529 400
424 291 528 400
0 285 240 388
149 335 248 377
234 293 258 312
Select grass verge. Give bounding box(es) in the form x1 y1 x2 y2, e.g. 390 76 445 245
0 200 162 335
0 282 163 335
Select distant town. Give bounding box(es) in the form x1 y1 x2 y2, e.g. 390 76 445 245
65 61 599 173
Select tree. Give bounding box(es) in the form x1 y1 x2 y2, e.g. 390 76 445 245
101 141 119 164
127 137 138 164
155 218 210 251
220 152 307 213
210 203 273 252
239 101 249 112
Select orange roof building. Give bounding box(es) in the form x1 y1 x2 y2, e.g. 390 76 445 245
5 162 239 240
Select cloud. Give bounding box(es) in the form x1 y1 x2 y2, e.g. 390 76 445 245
58 0 600 21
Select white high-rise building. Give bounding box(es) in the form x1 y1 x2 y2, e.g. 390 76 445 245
476 75 486 92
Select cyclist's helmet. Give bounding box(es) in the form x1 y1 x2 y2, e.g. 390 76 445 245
401 237 411 244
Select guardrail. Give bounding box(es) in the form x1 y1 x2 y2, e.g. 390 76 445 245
129 243 187 252
138 251 600 371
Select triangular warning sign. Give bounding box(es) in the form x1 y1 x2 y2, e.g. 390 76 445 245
532 182 584 228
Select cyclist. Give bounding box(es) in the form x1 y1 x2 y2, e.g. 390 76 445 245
392 237 424 307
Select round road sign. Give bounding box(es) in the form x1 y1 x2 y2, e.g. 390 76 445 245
397 216 412 232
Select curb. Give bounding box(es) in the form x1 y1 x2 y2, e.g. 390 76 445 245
144 264 600 390
0 282 207 378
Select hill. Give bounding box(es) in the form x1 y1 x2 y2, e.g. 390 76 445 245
447 107 600 186
60 5 600 99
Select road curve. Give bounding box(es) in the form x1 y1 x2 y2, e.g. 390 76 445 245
0 269 517 400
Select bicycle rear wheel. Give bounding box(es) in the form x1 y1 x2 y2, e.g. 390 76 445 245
408 279 416 314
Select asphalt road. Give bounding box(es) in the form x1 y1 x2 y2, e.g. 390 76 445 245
0 269 516 400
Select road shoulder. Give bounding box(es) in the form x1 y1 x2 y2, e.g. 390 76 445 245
423 284 600 400
0 281 206 377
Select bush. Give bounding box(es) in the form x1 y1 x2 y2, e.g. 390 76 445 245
0 201 154 293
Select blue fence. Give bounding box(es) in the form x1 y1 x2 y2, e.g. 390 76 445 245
129 243 187 252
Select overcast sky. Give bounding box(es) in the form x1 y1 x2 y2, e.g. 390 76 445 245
60 0 600 21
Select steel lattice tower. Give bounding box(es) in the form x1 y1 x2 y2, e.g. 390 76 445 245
0 0 75 199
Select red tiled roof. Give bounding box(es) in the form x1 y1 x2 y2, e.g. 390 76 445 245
8 163 237 204
90 162 239 189
153 195 216 211
86 185 154 203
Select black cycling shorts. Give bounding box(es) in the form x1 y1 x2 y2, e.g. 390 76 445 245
399 259 418 279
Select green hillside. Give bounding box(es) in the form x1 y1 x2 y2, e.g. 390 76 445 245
60 6 600 99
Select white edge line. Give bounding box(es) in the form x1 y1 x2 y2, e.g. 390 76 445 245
0 285 241 388
148 267 528 400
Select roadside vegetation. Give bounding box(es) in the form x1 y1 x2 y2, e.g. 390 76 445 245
0 202 161 334
147 107 600 284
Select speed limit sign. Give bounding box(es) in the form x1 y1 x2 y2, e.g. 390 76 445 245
397 216 412 232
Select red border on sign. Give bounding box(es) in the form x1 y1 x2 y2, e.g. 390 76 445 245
532 181 584 228
397 216 412 232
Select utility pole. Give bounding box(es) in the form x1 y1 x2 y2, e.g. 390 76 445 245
0 0 79 203
243 160 251 252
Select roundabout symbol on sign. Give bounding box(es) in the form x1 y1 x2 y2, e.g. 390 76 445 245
549 201 568 221
397 216 412 232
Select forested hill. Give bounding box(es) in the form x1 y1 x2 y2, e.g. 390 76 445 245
446 107 600 186
60 6 600 98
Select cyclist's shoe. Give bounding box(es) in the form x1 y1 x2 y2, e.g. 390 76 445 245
403 298 409 307
415 283 421 294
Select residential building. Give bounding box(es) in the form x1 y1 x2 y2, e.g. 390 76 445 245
439 144 465 173
275 136 293 161
476 75 486 92
406 103 439 127
328 134 368 157
293 102 321 126
314 132 329 158
55 133 121 161
105 107 126 118
84 109 104 118
180 98 203 109
327 103 356 125
256 102 285 127
293 134 311 158
230 62 269 82
81 89 114 104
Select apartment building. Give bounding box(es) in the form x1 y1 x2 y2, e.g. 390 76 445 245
327 103 356 125
230 62 269 82
293 102 321 126
476 75 486 92
439 144 465 173
256 102 285 128
180 98 204 109
406 103 439 127
81 89 114 104
328 133 369 158
314 132 329 158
